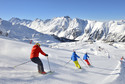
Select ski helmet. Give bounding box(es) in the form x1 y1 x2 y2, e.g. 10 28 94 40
35 43 41 46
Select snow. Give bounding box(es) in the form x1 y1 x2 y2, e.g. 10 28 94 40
111 60 125 84
0 36 125 84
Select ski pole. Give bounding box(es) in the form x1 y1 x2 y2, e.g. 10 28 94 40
88 58 92 65
80 58 89 68
14 60 31 68
47 57 52 72
64 60 71 67
80 58 86 65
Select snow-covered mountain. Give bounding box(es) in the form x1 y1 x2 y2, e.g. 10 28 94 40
0 18 10 36
80 20 125 42
0 18 59 45
9 16 125 42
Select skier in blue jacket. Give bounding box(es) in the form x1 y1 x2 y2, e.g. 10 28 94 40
71 51 81 69
83 53 91 66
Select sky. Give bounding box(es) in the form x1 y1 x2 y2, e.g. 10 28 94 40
0 0 125 21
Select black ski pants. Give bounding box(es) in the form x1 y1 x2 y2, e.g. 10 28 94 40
31 57 44 72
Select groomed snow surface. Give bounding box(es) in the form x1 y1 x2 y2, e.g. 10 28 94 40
0 37 125 84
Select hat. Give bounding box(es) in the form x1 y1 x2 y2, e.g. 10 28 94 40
35 43 41 46
73 49 75 52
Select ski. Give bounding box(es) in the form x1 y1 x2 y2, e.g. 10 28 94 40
31 71 55 78
42 71 55 75
88 65 94 68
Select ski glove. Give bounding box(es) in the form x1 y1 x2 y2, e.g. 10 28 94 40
45 54 48 56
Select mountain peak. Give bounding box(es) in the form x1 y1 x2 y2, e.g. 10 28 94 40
63 16 70 18
35 18 42 22
9 17 21 22
9 17 32 25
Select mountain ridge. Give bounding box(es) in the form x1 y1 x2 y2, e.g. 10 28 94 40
1 16 125 42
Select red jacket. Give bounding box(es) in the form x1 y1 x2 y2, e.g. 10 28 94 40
30 45 46 59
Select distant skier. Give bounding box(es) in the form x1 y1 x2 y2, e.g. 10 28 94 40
121 56 125 61
83 53 91 66
71 50 81 69
30 43 48 74
98 46 104 51
30 40 33 44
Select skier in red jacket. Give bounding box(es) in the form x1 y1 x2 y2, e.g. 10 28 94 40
30 43 48 74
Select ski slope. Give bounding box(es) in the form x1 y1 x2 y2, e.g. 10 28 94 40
0 37 125 84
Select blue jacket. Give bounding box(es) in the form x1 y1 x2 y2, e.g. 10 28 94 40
83 53 89 60
71 52 80 61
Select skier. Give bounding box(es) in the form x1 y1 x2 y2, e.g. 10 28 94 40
83 53 91 66
71 51 81 69
98 46 104 51
30 43 48 74
121 56 125 61
30 40 33 44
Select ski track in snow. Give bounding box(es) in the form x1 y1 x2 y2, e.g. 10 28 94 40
0 37 124 84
